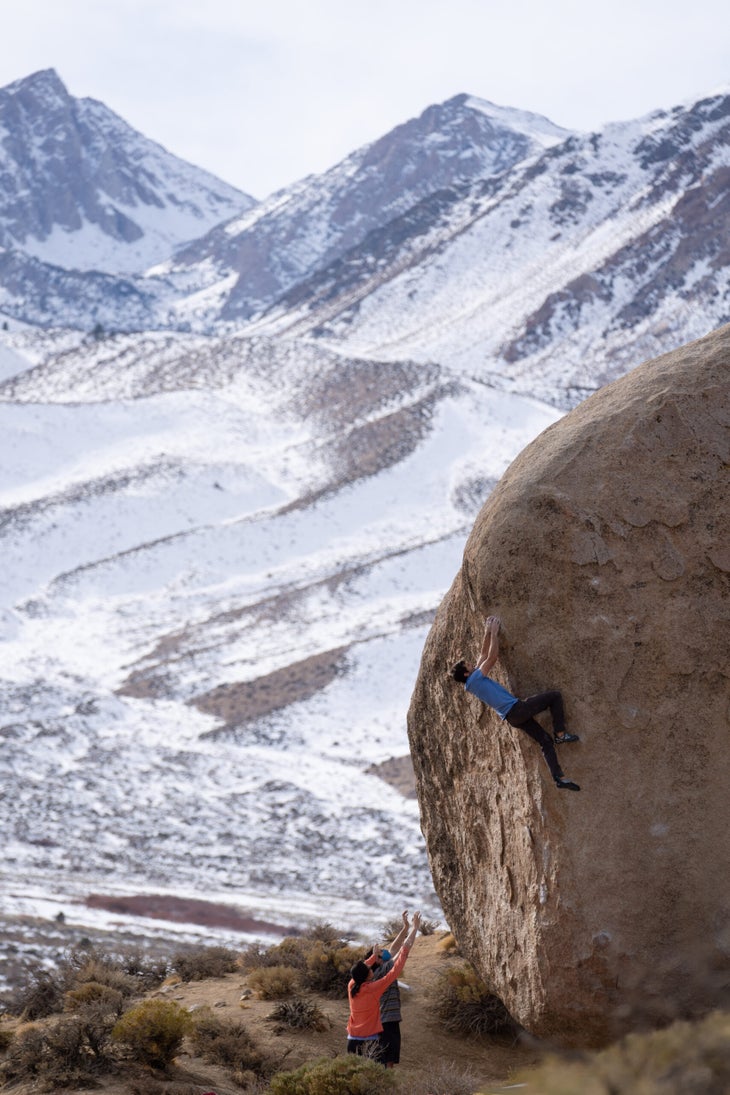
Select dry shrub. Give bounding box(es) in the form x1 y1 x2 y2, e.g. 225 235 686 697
14 968 65 1020
113 950 169 989
189 1009 275 1077
241 936 310 972
112 998 191 1068
437 932 459 954
0 1026 13 1053
64 980 125 1016
301 942 362 997
431 963 516 1038
247 964 301 1000
0 1011 115 1089
267 1054 399 1095
10 947 165 1022
417 917 439 937
75 960 138 999
515 1010 730 1095
171 945 240 982
265 995 330 1033
307 921 346 944
241 934 360 998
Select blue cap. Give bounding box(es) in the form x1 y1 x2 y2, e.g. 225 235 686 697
381 949 392 961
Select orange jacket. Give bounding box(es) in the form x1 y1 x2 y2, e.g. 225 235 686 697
346 945 410 1038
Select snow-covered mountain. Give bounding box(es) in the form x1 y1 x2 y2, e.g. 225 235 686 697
3 75 729 380
1 76 729 961
0 84 571 331
161 94 571 324
0 69 255 277
251 88 730 407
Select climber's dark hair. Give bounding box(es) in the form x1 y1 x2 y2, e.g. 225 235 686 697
450 659 470 684
349 960 370 996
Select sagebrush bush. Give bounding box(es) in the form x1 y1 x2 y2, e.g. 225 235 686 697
265 995 330 1032
267 1054 399 1095
12 947 162 1022
301 942 362 997
0 1026 13 1053
77 964 137 1001
247 963 301 1000
241 935 360 998
116 950 169 989
171 945 240 982
307 921 346 944
69 951 142 995
14 967 65 1020
189 1009 274 1076
0 1011 115 1089
112 998 191 1068
430 963 515 1037
515 1010 730 1095
64 979 125 1016
241 936 310 972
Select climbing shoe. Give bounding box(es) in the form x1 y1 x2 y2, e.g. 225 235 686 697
554 732 580 744
556 778 581 791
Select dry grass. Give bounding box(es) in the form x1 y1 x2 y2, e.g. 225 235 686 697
265 996 331 1033
429 963 517 1038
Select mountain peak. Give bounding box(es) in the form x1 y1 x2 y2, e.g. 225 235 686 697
5 67 69 101
0 70 256 278
460 94 574 146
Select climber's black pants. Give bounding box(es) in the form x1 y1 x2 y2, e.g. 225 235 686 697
506 691 565 782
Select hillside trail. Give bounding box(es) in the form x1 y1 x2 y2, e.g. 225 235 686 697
6 933 544 1094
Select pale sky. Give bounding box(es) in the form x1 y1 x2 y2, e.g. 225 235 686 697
3 0 729 199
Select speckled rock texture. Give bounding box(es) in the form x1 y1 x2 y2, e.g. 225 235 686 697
408 324 730 1046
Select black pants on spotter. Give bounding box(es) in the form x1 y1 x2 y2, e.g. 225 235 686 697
505 690 565 782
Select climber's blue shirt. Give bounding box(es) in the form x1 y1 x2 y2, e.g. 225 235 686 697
464 668 518 719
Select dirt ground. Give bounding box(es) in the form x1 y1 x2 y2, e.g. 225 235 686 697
1 932 546 1094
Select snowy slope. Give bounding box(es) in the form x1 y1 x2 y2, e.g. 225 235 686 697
0 328 560 938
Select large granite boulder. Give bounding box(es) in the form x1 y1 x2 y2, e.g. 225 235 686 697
408 324 730 1046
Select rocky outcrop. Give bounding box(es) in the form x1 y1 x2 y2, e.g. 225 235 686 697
408 324 730 1046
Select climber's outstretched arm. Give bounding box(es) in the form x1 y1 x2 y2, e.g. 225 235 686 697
477 615 501 675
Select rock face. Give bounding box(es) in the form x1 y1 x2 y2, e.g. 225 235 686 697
408 324 730 1046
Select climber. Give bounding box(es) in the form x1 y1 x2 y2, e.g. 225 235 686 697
450 615 581 791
